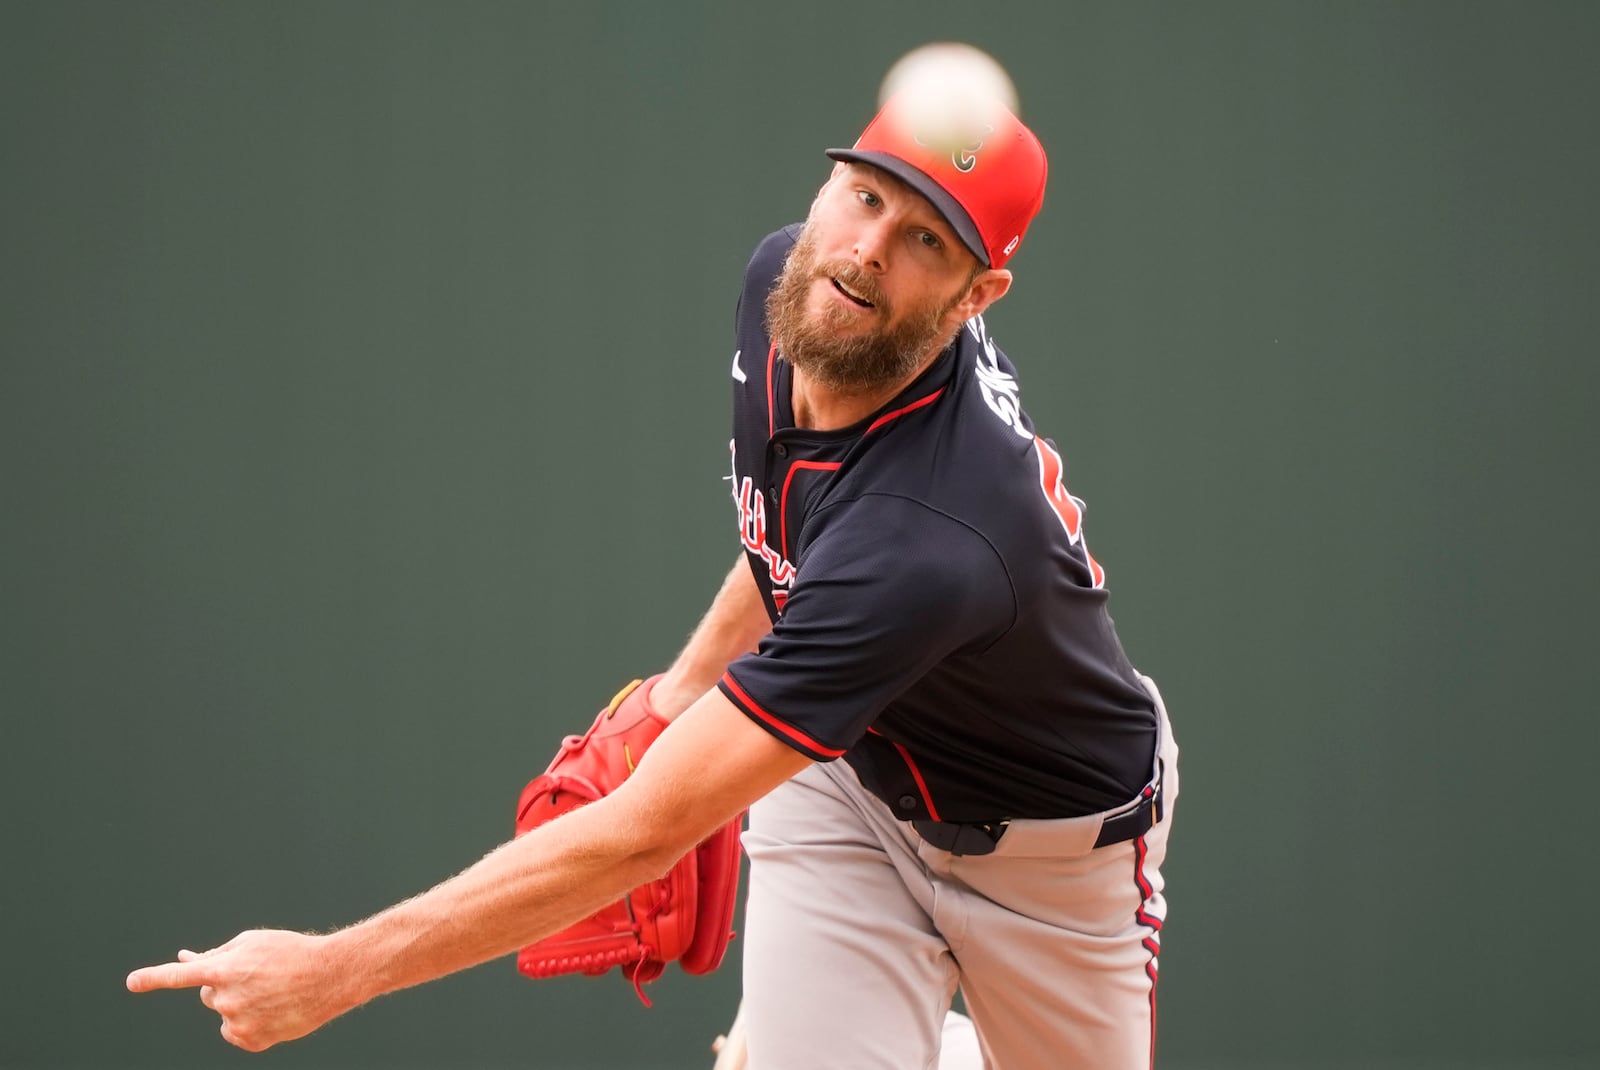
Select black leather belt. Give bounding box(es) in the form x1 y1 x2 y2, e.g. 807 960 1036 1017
910 819 1010 856
911 775 1165 857
1091 777 1165 849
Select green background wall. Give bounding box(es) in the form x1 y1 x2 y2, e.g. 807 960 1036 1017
3 2 1595 1067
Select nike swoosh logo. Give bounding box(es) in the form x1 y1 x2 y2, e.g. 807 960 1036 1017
731 349 746 383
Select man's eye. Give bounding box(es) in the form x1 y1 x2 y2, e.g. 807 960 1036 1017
918 231 942 249
858 190 881 208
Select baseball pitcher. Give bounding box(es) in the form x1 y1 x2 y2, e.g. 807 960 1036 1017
128 88 1178 1070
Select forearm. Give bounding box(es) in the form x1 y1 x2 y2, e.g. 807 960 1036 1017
326 796 678 1012
327 561 772 1004
321 684 803 1014
654 557 772 719
124 686 808 1053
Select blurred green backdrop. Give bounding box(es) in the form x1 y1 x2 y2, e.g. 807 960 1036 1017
2 2 1595 1067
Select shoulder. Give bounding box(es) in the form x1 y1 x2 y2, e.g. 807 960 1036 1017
741 224 802 300
802 492 1015 612
831 318 1041 514
956 314 1033 440
733 224 802 361
833 322 1059 569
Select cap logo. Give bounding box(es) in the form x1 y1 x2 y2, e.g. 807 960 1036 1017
1003 235 1020 256
913 120 995 174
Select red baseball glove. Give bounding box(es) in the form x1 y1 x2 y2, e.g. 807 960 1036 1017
513 676 743 1004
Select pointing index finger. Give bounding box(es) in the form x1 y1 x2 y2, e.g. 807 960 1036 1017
126 959 214 993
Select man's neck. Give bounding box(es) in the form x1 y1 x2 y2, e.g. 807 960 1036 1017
789 350 944 432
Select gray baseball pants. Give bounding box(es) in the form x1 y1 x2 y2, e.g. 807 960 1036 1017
740 677 1179 1070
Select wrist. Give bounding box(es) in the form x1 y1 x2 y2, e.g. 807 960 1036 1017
318 926 390 1012
650 669 707 722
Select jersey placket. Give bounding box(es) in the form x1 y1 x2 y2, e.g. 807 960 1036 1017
763 433 843 612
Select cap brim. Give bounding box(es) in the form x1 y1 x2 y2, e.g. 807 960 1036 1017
825 148 990 267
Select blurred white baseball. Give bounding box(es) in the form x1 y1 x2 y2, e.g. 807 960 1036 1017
878 42 1021 115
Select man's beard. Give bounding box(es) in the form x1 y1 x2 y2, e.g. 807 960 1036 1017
765 226 967 396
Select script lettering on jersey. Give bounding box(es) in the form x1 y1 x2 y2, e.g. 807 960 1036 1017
968 315 1033 441
729 442 796 591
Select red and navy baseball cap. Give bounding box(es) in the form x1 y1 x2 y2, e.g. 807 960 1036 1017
826 91 1048 270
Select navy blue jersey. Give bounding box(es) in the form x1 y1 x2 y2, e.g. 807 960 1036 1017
718 225 1157 822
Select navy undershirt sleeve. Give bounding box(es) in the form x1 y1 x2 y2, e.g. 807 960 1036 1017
719 493 1015 761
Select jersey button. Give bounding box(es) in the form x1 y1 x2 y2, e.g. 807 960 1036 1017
773 442 788 457
897 794 919 811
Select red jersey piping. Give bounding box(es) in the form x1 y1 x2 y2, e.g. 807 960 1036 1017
720 671 847 759
779 460 842 559
864 387 945 435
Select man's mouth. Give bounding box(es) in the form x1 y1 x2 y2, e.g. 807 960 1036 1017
830 277 876 308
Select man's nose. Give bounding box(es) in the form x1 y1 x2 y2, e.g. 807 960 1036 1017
852 222 892 273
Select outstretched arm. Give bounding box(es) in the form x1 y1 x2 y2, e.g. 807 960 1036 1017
126 688 809 1052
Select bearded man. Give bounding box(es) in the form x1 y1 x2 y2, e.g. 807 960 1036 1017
129 92 1179 1070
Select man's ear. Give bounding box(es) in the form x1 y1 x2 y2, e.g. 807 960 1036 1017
806 163 849 217
951 269 1013 323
